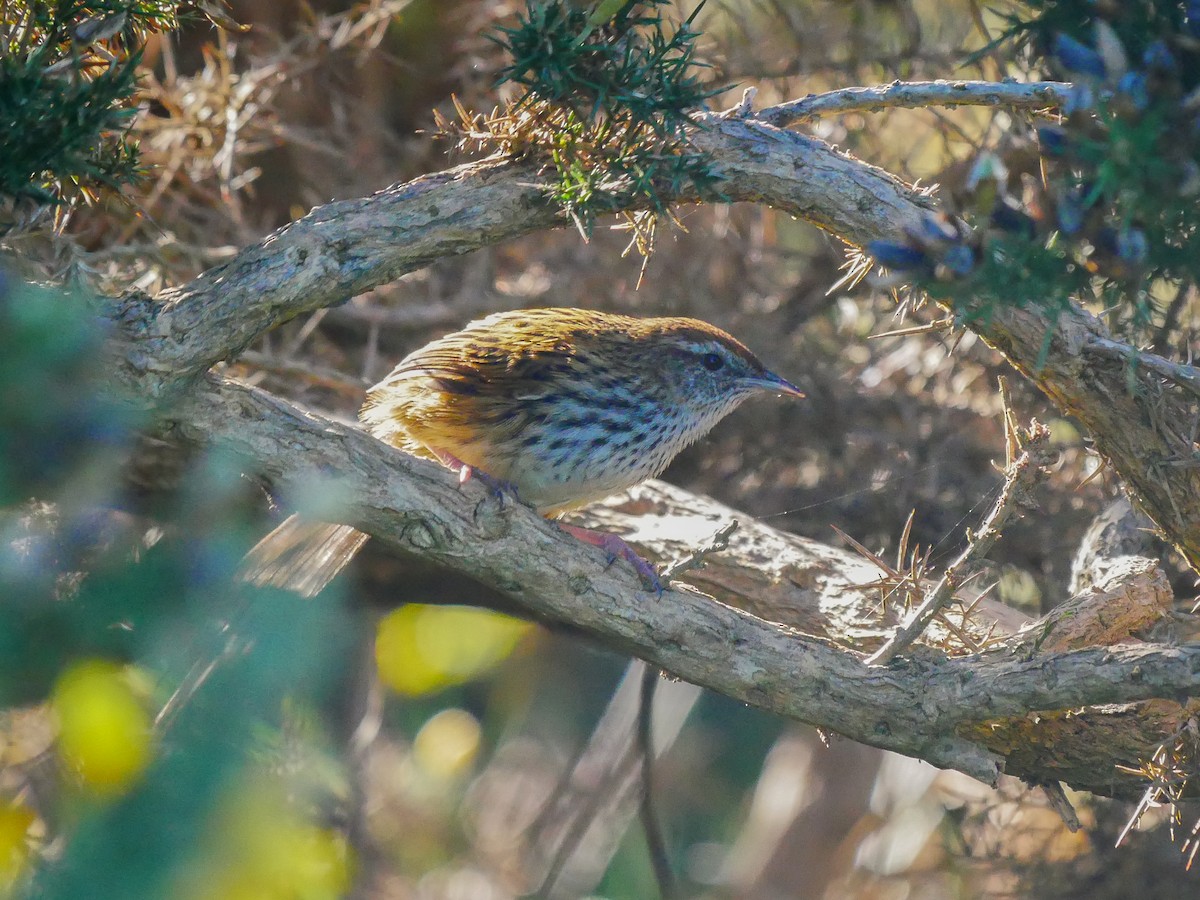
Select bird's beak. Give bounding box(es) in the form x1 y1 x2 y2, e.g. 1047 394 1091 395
755 371 805 398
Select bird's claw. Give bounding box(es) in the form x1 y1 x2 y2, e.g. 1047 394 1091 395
626 551 665 595
560 524 664 594
465 466 520 508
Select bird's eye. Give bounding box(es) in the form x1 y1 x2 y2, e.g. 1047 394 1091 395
701 352 724 372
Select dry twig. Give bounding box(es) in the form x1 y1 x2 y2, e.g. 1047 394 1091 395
1117 717 1200 866
866 409 1053 666
754 80 1071 127
659 519 739 584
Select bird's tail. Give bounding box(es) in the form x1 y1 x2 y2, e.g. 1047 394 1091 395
239 514 370 598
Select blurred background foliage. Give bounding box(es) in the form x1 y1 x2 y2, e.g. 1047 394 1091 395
1 0 1199 898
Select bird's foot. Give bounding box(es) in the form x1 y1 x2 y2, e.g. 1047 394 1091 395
559 524 664 594
431 449 520 507
465 466 522 508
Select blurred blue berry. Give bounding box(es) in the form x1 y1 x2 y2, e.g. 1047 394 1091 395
1037 126 1069 156
1141 40 1176 75
1062 83 1096 115
1053 33 1106 79
1056 193 1084 235
991 201 1037 237
912 214 958 244
1116 72 1149 110
940 244 976 277
1116 228 1148 265
868 241 928 271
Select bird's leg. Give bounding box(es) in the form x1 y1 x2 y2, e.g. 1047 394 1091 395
558 523 664 594
428 448 520 506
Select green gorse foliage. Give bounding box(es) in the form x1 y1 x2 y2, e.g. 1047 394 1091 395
0 2 179 211
488 0 720 239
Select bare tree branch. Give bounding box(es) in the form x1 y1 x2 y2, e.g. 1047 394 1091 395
164 375 1200 794
107 100 1200 573
589 484 1191 800
91 81 1200 796
105 112 931 401
754 79 1071 127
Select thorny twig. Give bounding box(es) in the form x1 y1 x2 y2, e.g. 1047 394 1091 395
1085 336 1200 402
866 408 1053 666
1118 717 1200 866
832 518 993 656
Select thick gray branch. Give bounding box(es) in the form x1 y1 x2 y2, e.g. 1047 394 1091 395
114 81 1078 396
167 376 1200 792
107 114 929 401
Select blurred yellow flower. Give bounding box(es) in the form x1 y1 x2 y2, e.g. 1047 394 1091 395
413 708 481 781
176 775 353 900
0 800 35 888
375 605 532 696
51 659 152 796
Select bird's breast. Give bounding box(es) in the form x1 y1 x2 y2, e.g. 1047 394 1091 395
501 394 731 514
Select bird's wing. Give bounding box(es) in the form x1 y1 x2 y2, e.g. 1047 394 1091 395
375 338 579 400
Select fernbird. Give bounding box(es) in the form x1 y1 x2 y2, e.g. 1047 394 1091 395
240 307 803 596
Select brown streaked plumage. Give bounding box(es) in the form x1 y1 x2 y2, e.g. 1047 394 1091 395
241 308 802 596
